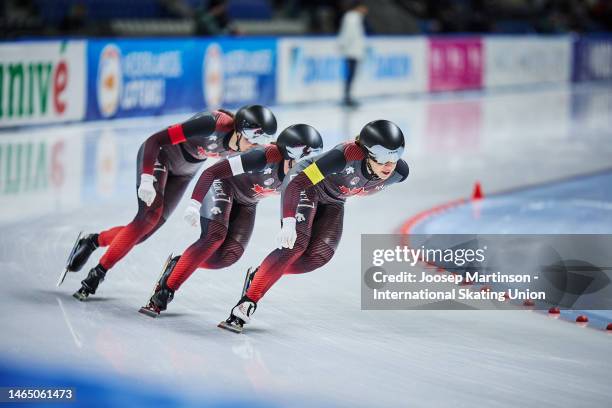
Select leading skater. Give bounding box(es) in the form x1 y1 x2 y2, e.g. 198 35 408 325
219 120 409 332
139 124 324 316
62 105 277 300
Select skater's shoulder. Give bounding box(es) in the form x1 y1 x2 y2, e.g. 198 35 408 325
264 144 283 163
394 159 409 181
341 141 366 161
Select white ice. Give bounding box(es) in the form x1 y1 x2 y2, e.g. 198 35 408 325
1 83 612 407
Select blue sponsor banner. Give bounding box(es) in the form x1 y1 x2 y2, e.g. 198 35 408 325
276 37 426 103
199 38 276 109
86 38 276 121
572 36 612 82
86 39 201 120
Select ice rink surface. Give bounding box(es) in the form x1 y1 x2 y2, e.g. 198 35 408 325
1 84 612 407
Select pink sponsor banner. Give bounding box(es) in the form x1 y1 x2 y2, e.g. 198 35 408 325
428 37 483 92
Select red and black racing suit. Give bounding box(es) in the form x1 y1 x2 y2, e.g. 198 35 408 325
95 110 235 272
245 141 409 302
166 145 288 291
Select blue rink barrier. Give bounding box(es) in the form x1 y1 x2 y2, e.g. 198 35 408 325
0 357 276 408
86 38 277 121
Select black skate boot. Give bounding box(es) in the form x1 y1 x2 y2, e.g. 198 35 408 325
217 267 259 333
218 293 258 334
139 255 180 317
58 232 99 287
67 233 99 272
73 264 107 301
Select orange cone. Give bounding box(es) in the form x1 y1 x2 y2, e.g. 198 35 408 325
472 182 483 200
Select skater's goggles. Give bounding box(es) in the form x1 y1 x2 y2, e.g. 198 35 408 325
240 127 274 144
285 145 323 160
365 145 404 164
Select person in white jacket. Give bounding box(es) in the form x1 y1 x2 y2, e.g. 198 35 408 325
338 1 368 107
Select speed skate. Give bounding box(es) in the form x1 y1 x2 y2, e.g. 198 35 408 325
57 232 83 287
139 254 174 318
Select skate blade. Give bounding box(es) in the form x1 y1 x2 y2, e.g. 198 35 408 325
57 268 69 287
72 290 89 302
138 306 159 318
218 320 243 334
64 231 83 272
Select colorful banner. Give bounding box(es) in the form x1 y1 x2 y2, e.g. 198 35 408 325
484 37 572 88
428 37 483 92
86 39 201 120
201 38 276 109
2 35 612 128
277 37 426 103
86 38 277 120
0 41 86 127
573 37 612 82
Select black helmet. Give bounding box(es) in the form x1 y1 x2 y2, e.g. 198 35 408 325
276 124 323 160
358 120 405 163
234 105 277 144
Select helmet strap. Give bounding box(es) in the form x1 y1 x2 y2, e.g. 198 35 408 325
365 157 380 180
234 132 243 152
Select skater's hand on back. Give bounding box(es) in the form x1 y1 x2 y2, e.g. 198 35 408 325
277 217 297 249
184 199 202 227
138 174 157 206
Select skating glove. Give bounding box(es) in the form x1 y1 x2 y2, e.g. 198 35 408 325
138 174 157 206
277 217 297 249
183 199 202 227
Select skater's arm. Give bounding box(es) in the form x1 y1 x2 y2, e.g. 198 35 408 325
141 111 232 175
282 144 361 217
190 146 278 202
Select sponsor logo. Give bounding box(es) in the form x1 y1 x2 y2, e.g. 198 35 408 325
97 43 182 117
288 44 412 86
0 44 74 120
339 185 367 196
289 46 343 85
296 213 306 222
587 42 612 79
197 145 220 159
362 47 411 80
264 177 274 186
203 43 224 109
210 206 222 215
251 184 277 197
97 44 122 118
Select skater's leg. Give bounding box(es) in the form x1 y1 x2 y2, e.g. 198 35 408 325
67 171 186 273
200 203 256 269
134 174 192 244
165 180 234 290
285 203 344 274
98 226 124 247
165 218 228 290
97 157 169 270
245 197 318 302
